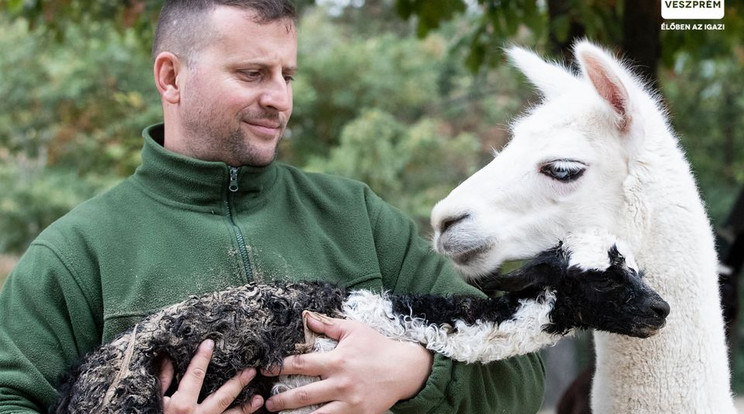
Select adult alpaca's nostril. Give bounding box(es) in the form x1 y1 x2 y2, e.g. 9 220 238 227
439 213 470 234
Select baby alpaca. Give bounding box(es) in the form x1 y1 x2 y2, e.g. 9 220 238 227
52 229 667 413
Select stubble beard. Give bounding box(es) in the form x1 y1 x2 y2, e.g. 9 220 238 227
183 109 284 167
224 126 282 167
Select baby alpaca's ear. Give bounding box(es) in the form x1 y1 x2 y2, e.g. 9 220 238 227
506 45 580 100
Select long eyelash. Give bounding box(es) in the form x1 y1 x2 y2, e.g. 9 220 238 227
540 160 587 183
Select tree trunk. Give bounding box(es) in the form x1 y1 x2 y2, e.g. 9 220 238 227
547 0 586 64
622 0 662 89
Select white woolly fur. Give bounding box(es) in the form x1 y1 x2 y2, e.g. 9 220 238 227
342 289 565 364
268 287 564 414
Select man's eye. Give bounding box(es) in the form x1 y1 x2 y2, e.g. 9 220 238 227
240 71 262 81
539 160 587 183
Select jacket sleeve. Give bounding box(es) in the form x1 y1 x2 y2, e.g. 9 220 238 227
368 190 546 414
0 242 102 413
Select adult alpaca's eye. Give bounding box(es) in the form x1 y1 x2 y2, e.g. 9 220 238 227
540 160 587 183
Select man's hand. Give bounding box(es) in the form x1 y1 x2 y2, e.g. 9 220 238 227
262 313 433 414
160 339 264 414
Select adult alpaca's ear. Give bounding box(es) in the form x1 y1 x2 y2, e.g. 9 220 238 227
574 41 633 133
506 45 580 100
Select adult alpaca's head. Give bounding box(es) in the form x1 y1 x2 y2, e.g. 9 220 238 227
431 40 665 279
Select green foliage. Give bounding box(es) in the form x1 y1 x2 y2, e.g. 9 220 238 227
306 109 481 224
286 8 479 164
309 108 408 194
548 0 622 44
443 0 550 71
0 162 116 253
0 17 160 176
1 0 318 47
395 0 466 37
393 0 744 71
661 2 744 67
0 16 159 254
662 55 744 225
4 0 744 74
288 6 526 225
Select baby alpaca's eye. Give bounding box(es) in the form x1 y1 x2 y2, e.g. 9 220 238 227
540 160 587 183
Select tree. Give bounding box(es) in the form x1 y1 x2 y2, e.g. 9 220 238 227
5 0 743 81
1 0 316 49
395 0 743 84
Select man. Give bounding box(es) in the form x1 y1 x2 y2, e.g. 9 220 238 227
0 1 545 413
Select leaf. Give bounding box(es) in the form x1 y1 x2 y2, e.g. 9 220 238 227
395 0 466 37
6 0 23 13
551 15 570 43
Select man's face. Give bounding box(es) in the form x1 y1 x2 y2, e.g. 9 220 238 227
177 7 297 167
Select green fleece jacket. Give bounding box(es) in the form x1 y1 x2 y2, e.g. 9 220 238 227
0 124 544 413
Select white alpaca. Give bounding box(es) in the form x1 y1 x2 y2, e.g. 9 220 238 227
430 40 735 413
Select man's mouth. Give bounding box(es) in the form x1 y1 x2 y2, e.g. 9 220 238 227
244 119 282 137
248 119 281 129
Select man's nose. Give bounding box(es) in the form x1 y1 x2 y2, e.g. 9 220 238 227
259 74 292 112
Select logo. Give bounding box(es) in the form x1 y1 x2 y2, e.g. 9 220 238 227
661 0 725 19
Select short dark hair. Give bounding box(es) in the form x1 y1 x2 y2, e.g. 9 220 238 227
152 0 297 61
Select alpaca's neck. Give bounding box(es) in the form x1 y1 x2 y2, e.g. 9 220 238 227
621 132 719 290
342 289 566 363
592 127 735 413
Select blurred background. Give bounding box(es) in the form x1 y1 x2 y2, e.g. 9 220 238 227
1 0 743 411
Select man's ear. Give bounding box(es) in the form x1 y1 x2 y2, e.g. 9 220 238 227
154 52 182 104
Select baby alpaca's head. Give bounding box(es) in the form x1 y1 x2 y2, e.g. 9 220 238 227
478 229 670 338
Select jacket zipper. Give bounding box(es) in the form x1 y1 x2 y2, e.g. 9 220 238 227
226 167 253 281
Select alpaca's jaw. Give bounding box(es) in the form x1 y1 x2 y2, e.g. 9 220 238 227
431 207 560 279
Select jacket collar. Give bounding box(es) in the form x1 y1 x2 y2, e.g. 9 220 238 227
132 124 278 209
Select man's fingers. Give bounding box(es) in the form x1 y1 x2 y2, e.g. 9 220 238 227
308 400 345 414
262 351 328 377
224 395 263 414
202 368 259 412
161 339 264 413
304 312 343 340
264 379 333 413
159 357 175 396
262 313 349 378
178 339 215 399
